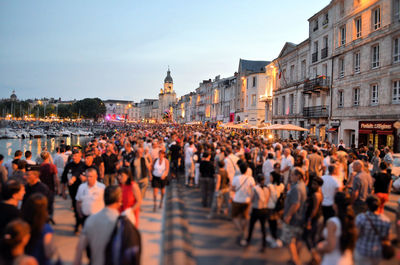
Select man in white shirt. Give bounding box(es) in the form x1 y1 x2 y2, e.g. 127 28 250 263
224 147 239 183
321 164 340 223
76 168 106 225
184 141 196 186
231 161 255 246
53 147 69 194
262 153 275 184
280 148 294 186
24 151 36 165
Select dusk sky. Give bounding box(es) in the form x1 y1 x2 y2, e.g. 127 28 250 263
0 0 328 102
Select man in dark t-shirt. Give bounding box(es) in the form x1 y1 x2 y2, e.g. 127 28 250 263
199 152 215 207
0 179 24 233
169 139 181 179
23 165 53 217
102 145 118 186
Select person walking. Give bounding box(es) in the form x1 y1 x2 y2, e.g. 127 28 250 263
151 150 169 212
75 168 106 225
23 193 55 265
354 195 391 265
281 167 307 265
266 170 284 248
132 147 151 199
39 151 58 222
199 152 215 207
102 145 119 186
0 180 25 234
0 219 38 265
313 192 356 265
231 161 255 247
208 160 230 219
117 168 142 227
373 162 392 214
61 150 86 234
352 160 373 215
244 174 269 251
73 186 122 265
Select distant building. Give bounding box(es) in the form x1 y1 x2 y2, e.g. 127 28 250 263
237 59 270 124
159 68 177 120
104 100 139 121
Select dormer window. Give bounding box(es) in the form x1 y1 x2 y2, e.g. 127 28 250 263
313 19 319 31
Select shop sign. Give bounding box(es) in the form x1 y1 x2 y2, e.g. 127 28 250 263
359 121 393 131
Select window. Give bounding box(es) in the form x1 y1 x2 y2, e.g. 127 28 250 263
301 60 306 80
339 58 345 78
282 96 286 115
353 88 360 106
323 13 329 25
313 19 319 31
355 17 362 38
246 78 249 89
338 90 344 107
394 0 400 20
393 80 400 103
354 52 361 73
394 38 400 63
274 98 279 114
373 7 381 30
252 76 257 87
289 94 294 114
340 0 345 16
371 84 379 105
290 65 295 83
372 45 380 69
322 36 328 59
251 94 256 106
340 25 346 45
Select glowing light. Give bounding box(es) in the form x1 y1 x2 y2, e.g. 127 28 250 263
268 134 274 140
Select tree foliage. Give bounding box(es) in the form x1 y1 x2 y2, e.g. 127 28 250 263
0 98 106 120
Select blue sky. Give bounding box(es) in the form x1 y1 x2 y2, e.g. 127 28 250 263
0 0 328 102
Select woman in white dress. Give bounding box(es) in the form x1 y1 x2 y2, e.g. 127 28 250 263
313 192 357 265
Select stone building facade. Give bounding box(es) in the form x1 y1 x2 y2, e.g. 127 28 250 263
331 0 400 151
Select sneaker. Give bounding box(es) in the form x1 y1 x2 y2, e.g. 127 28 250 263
265 235 275 245
239 239 248 247
275 239 283 248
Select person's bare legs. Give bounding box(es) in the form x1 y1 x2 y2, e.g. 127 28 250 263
160 187 165 208
288 239 301 265
153 187 158 212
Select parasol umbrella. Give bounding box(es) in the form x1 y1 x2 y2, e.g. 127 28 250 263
278 124 309 131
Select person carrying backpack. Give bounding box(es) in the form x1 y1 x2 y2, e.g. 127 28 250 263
266 166 285 248
105 215 141 265
243 174 269 251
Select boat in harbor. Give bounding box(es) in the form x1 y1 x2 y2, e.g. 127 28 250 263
0 128 19 139
29 129 45 138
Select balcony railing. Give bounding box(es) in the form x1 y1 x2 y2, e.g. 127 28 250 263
312 52 318 63
303 105 329 118
321 47 328 59
303 76 330 94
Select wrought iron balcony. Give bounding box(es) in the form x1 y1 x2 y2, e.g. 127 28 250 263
321 47 328 59
303 76 330 94
312 52 318 63
303 105 329 118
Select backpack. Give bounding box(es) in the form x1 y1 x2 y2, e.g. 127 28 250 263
274 192 286 212
105 216 142 265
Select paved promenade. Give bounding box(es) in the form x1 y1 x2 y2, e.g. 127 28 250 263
52 189 162 265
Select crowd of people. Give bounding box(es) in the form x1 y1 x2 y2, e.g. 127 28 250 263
0 123 398 265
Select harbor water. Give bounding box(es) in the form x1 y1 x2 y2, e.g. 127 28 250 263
0 136 91 161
